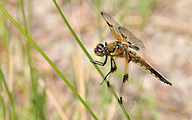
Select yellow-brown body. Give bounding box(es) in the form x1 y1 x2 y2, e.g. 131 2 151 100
94 41 172 85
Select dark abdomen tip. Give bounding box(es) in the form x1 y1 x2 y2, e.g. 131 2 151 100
160 77 172 86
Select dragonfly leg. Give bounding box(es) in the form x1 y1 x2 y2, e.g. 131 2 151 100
91 52 108 66
100 57 117 85
91 58 107 66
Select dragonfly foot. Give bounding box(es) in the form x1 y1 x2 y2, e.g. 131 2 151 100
100 79 105 85
90 61 95 64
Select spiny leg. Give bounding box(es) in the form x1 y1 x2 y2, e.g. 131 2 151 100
91 54 108 66
100 57 117 85
92 49 108 66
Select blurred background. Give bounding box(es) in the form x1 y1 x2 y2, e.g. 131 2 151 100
0 0 192 120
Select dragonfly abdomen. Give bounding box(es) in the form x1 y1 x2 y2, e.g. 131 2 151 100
131 52 172 86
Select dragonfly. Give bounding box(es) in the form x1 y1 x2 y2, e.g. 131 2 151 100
92 11 172 111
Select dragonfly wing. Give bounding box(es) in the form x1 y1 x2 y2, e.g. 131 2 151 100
107 57 145 112
120 61 145 112
101 11 122 42
118 26 145 51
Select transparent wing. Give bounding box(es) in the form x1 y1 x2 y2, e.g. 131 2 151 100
101 11 123 42
120 61 145 112
101 11 145 51
107 57 145 112
118 26 145 51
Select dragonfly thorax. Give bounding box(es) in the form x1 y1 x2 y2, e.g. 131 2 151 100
94 41 130 58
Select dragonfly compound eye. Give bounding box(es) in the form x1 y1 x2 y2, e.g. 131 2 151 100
94 43 105 56
98 43 104 49
96 44 104 52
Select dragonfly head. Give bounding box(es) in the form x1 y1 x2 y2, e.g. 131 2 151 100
94 43 105 57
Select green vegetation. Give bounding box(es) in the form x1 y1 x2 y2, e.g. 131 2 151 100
0 0 170 120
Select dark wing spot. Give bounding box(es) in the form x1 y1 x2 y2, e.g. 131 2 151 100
121 33 125 38
120 97 123 104
106 22 113 27
120 33 127 39
107 81 110 87
123 74 128 83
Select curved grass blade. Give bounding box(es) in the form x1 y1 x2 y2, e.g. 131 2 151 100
0 67 17 120
20 0 38 118
52 1 131 119
0 4 98 120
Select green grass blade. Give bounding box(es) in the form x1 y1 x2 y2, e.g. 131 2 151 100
0 70 6 120
20 0 38 119
52 1 131 119
0 4 98 120
0 67 17 120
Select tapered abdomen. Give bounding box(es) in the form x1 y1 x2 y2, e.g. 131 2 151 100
131 52 172 86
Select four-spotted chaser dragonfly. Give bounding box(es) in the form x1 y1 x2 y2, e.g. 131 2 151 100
92 11 172 111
